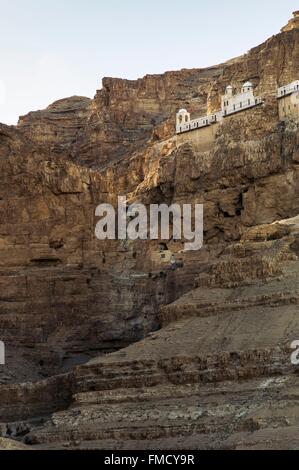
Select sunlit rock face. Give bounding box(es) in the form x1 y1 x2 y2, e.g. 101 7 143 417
281 11 299 32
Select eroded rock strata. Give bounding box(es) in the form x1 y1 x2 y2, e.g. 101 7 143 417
1 18 299 449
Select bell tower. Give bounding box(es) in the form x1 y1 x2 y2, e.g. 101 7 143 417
176 109 190 133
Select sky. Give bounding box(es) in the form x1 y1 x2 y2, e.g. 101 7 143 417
0 0 298 124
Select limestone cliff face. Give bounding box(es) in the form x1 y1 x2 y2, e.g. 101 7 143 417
281 11 299 32
2 18 299 449
17 27 299 170
0 124 206 383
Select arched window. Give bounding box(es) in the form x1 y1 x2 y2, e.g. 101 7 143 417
185 115 188 123
179 115 183 123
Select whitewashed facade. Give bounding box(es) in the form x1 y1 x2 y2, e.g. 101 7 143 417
176 108 209 134
176 82 263 135
221 82 263 117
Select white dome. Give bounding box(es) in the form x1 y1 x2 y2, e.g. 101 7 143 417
178 108 188 114
243 81 253 88
226 85 233 89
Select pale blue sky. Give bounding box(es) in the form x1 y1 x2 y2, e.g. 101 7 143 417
0 0 298 124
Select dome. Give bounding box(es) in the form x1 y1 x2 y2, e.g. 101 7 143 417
243 81 253 88
226 85 233 89
178 108 188 114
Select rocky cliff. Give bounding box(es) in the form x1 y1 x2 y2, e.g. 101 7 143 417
1 15 299 449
